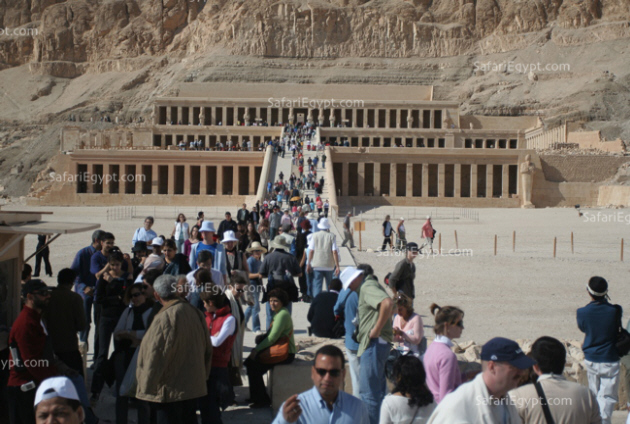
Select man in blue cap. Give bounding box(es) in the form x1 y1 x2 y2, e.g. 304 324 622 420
428 337 536 423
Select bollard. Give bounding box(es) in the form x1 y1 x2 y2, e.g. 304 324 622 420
553 237 557 258
438 233 442 253
571 232 574 254
494 235 497 256
513 231 515 252
454 230 459 250
622 238 624 262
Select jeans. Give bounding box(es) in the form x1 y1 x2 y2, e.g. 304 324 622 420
585 360 620 424
346 348 361 398
270 227 278 242
150 398 198 424
176 239 185 254
312 270 333 299
305 266 315 299
359 339 391 424
245 354 295 405
244 286 261 332
266 301 292 330
74 283 94 343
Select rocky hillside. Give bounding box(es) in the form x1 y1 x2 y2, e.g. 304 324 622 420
1 0 629 196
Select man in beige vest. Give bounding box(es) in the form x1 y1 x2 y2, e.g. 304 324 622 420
307 218 340 300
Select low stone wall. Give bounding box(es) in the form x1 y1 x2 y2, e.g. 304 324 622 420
598 185 630 207
540 155 630 183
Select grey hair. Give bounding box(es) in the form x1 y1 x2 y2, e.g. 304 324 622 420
154 274 178 300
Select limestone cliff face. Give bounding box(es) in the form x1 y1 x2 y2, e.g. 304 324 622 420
2 0 630 72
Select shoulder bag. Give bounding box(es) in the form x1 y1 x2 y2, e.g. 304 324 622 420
258 329 293 364
533 381 555 424
614 304 630 357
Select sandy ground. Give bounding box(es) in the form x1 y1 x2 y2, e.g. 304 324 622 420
6 203 630 422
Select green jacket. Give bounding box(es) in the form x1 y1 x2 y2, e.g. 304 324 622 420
256 307 296 354
357 276 393 356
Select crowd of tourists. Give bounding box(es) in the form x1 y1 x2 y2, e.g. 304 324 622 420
1 200 627 424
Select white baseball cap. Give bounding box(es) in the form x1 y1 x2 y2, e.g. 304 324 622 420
151 237 164 247
34 376 80 406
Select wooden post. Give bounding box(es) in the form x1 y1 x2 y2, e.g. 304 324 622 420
553 237 557 258
438 233 442 253
622 238 624 262
494 235 497 256
512 231 515 252
454 230 459 250
571 232 574 254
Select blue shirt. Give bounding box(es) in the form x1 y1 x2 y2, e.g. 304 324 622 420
247 256 262 284
71 245 97 292
334 289 359 351
272 386 369 424
188 242 227 283
132 227 157 247
577 300 620 363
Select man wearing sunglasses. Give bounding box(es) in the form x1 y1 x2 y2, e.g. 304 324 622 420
272 345 369 424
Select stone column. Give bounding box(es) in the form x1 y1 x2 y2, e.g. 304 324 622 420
396 109 401 129
364 108 369 128
342 162 349 196
421 164 429 197
200 107 206 126
85 163 95 194
358 162 365 195
486 165 493 198
177 107 182 124
222 107 227 126
471 165 478 198
136 165 144 194
438 163 445 197
211 107 216 125
187 107 192 125
369 137 374 147
249 166 256 195
166 107 172 125
103 164 112 194
233 166 239 196
352 109 357 128
389 162 396 196
429 109 434 129
168 164 175 195
502 164 510 198
406 163 413 197
217 165 224 195
152 164 159 195
200 166 207 195
419 110 424 129
161 134 166 149
454 164 462 197
267 107 272 125
184 165 191 195
374 163 381 196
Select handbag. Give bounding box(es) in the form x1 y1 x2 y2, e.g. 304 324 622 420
614 305 630 357
258 330 293 364
385 348 403 381
119 348 139 397
332 317 346 339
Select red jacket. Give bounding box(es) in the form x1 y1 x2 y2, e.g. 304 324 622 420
8 306 58 386
205 305 236 368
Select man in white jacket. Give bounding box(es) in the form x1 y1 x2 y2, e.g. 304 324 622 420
428 337 535 424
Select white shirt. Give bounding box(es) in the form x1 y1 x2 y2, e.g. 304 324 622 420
210 314 236 347
306 232 338 271
380 394 436 424
173 222 189 241
132 227 157 246
434 334 453 347
186 268 224 294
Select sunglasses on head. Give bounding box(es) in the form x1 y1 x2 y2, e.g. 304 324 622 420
314 368 341 377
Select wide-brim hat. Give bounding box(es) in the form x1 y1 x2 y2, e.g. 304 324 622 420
246 242 267 253
132 241 148 252
221 230 239 243
200 221 216 233
317 218 331 230
340 267 364 290
270 235 291 251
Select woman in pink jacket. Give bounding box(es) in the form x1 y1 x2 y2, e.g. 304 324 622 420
422 303 466 403
393 294 426 357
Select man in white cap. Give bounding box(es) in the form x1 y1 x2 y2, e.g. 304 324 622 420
341 212 355 249
189 221 228 285
307 218 340 300
34 376 84 424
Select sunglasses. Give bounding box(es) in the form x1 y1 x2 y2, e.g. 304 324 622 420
131 292 143 298
33 290 50 296
314 368 342 377
236 289 245 293
455 320 464 328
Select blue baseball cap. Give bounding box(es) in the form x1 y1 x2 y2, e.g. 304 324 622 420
481 337 536 369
